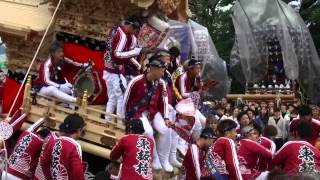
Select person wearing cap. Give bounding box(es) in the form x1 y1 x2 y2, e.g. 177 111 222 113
206 119 243 180
110 119 154 180
3 118 50 180
122 55 171 171
103 15 143 121
273 121 320 176
181 128 216 180
237 124 272 180
34 41 87 103
35 114 86 180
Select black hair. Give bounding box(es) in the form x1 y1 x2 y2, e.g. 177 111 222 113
59 114 85 134
125 119 145 135
169 46 180 58
297 121 313 140
267 167 288 180
263 125 278 138
200 127 216 139
273 107 281 112
252 121 263 135
37 127 51 139
124 15 142 29
298 105 312 116
217 119 238 136
94 171 110 180
49 41 64 54
237 111 248 122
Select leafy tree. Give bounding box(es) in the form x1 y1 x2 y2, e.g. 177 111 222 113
189 0 235 61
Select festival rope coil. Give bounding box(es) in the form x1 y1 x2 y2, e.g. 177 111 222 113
1 1 63 178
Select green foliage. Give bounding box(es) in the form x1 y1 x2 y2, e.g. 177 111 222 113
189 0 235 61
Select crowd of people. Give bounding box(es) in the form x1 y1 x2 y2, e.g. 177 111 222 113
3 14 320 180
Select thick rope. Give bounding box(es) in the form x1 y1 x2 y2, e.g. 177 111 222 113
5 0 63 121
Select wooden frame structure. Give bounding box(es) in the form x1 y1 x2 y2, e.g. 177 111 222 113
21 76 125 159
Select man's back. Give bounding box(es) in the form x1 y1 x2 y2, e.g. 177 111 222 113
110 134 154 180
34 132 58 180
208 137 242 180
8 131 43 179
273 140 320 175
290 119 320 145
51 136 84 180
34 134 84 180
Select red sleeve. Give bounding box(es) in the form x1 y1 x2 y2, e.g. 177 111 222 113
272 143 289 169
112 30 141 64
182 148 196 179
289 120 297 133
224 139 243 180
122 78 138 117
173 125 193 144
252 141 273 160
70 147 85 180
110 137 125 160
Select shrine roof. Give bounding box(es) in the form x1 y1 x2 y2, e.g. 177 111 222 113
0 0 52 36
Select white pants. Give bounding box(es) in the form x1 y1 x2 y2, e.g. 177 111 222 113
153 112 172 164
40 86 76 103
255 171 269 180
140 114 160 168
1 171 22 180
103 71 127 120
191 110 206 141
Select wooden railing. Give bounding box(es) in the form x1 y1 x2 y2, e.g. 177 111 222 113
21 76 125 159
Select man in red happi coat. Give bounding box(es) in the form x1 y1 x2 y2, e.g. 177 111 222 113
110 119 154 180
5 118 50 179
104 16 142 120
237 126 272 180
182 128 216 180
273 121 320 175
290 105 320 146
122 55 172 171
34 41 87 103
206 119 243 180
34 114 86 180
256 125 277 171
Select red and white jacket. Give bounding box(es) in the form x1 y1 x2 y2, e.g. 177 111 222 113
104 26 141 75
182 144 211 180
34 131 58 180
175 72 201 99
2 110 28 156
34 57 83 88
256 136 276 171
289 118 320 145
34 135 84 180
272 140 320 175
110 134 154 180
123 74 169 120
7 118 46 179
207 137 243 180
237 139 273 180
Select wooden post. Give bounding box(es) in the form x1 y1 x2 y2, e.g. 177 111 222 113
22 75 32 113
79 90 88 116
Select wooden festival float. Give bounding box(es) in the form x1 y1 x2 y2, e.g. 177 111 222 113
0 0 191 164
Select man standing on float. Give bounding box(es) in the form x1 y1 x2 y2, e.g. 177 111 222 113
104 16 142 122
